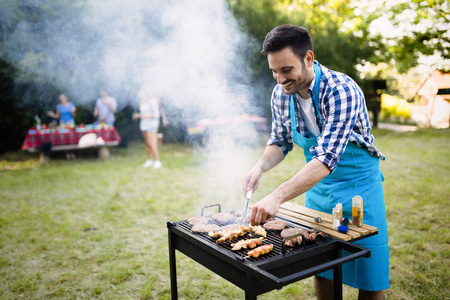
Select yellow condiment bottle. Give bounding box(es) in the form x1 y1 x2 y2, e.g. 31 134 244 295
352 195 363 227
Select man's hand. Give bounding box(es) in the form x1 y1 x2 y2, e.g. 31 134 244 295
242 145 285 196
250 192 282 225
242 166 263 196
249 158 331 225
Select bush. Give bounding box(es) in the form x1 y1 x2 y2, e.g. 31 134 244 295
380 94 413 122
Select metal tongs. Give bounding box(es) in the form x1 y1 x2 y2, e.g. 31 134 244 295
240 189 253 225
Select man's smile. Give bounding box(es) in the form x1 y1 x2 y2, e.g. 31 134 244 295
282 80 294 87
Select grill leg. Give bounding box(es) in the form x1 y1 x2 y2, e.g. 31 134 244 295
245 274 257 300
168 231 178 299
333 249 343 300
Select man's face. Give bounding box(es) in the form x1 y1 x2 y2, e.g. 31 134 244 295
267 47 311 96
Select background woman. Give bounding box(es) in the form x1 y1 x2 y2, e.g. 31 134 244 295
47 94 77 159
47 94 76 126
133 86 167 168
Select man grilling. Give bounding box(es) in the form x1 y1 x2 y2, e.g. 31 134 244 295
242 25 389 299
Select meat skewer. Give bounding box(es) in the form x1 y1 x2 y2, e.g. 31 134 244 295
246 244 273 258
230 237 264 251
209 225 251 244
208 225 250 238
280 228 328 247
251 225 267 238
280 228 304 247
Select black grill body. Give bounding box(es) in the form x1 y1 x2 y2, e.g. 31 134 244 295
168 217 371 300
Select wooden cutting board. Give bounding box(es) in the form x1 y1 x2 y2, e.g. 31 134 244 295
277 202 378 242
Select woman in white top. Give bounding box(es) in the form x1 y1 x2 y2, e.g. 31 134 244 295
133 86 167 168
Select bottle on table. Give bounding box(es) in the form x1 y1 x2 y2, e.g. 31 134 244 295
352 195 363 227
100 116 105 129
35 115 42 131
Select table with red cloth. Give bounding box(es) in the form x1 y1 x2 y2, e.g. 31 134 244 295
22 127 121 151
22 127 121 162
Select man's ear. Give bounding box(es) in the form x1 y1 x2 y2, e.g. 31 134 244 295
304 50 314 67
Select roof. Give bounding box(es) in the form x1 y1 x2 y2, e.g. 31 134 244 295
414 70 450 100
429 70 450 89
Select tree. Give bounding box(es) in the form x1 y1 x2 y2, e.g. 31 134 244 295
359 0 449 73
226 0 380 119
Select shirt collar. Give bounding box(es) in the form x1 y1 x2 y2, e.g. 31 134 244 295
307 71 316 98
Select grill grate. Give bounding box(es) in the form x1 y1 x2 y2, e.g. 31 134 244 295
177 217 330 263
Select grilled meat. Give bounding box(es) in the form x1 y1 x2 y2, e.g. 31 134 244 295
220 224 241 231
209 225 250 238
188 216 211 225
280 228 304 247
251 225 267 238
191 223 221 233
263 219 287 231
211 212 236 226
209 225 251 244
280 228 327 247
231 237 264 251
247 244 273 258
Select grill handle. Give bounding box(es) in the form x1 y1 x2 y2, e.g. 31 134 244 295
258 241 371 287
281 233 306 253
201 203 221 216
275 245 370 286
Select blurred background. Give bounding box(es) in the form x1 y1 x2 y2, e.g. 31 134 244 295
1 0 449 154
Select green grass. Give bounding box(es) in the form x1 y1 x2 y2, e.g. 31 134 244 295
0 128 449 299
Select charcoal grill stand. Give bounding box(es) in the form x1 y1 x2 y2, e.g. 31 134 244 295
167 221 371 300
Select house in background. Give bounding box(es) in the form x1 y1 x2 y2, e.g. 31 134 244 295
411 70 450 128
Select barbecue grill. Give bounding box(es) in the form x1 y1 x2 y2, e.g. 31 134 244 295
168 205 372 299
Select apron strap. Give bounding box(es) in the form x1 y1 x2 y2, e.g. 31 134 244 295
312 61 323 124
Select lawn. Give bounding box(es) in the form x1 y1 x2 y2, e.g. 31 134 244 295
0 128 449 299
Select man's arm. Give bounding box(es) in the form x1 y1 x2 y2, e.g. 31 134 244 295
242 145 285 195
250 158 330 225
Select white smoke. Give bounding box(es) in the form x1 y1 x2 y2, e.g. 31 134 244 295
2 0 264 210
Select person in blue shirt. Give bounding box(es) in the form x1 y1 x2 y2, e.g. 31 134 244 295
47 94 77 159
242 25 389 300
48 94 76 126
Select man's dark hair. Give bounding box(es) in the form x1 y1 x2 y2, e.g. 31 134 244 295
261 25 314 61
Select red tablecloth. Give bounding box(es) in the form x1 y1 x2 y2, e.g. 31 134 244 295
22 127 121 151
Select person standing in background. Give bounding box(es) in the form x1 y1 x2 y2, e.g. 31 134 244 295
133 86 167 168
47 94 77 159
47 94 76 126
94 90 117 126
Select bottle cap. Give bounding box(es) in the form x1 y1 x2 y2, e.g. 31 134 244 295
352 195 363 207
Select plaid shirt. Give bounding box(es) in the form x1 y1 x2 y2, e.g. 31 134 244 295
268 62 385 172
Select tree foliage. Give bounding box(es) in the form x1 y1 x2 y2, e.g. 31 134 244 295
361 0 449 73
227 0 376 83
227 0 449 77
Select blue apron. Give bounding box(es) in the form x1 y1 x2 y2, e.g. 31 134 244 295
288 61 390 291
